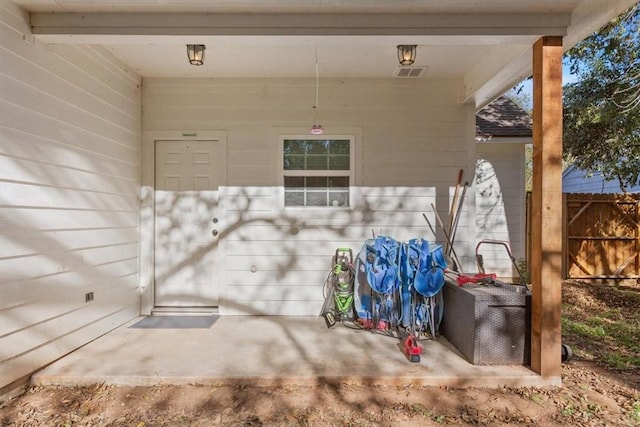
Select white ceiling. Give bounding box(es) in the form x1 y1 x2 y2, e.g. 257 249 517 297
102 36 532 80
10 0 637 106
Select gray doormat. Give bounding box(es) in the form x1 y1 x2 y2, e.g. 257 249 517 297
130 315 218 329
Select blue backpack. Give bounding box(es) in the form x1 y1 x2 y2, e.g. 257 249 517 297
364 236 401 294
407 238 446 298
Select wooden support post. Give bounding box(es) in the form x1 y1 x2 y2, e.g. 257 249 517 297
531 36 563 378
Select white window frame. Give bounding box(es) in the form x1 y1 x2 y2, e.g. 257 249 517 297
280 135 355 209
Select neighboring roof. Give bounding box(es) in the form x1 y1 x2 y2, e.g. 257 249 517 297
476 96 532 139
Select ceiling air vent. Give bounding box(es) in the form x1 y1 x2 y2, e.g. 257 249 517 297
394 66 428 78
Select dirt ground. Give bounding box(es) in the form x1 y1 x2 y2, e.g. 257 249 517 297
1 281 639 426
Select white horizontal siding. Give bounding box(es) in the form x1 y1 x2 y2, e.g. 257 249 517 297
2 272 138 315
0 1 141 390
222 300 321 316
226 285 321 303
0 129 138 178
1 303 136 384
1 155 136 195
1 208 138 230
143 77 477 315
227 254 345 272
2 285 137 359
1 243 138 287
475 143 526 281
226 224 437 243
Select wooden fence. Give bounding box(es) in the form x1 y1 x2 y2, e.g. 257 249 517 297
563 193 640 280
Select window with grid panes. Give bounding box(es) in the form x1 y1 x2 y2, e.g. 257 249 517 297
282 138 352 207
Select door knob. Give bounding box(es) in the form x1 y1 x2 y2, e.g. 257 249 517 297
211 229 219 237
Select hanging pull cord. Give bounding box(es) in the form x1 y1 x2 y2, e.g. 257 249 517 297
314 57 320 123
310 49 324 134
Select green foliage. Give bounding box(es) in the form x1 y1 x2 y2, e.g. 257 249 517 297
516 258 530 284
561 403 576 417
562 318 606 339
631 401 640 422
529 393 545 405
523 144 532 192
562 285 640 373
563 4 640 192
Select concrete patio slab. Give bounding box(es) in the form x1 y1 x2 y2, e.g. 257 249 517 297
31 316 560 388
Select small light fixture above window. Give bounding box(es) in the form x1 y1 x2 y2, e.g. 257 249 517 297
397 44 417 66
187 44 206 66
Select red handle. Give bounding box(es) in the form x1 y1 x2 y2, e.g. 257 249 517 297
455 273 496 286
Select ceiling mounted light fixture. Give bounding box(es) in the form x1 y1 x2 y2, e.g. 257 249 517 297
187 44 206 66
397 44 417 66
310 51 324 135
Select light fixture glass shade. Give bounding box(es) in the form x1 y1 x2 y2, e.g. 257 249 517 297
187 44 206 65
310 124 324 135
397 45 417 66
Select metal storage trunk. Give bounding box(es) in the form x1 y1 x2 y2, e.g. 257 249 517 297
441 280 530 365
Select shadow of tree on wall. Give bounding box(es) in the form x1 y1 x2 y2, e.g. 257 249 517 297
473 156 521 278
1 161 548 417
0 133 142 389
475 158 505 229
66 182 540 391
147 185 444 315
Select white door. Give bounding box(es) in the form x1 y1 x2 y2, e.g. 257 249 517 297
154 139 224 308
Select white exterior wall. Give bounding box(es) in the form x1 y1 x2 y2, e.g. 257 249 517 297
142 77 480 315
475 142 526 281
0 0 141 390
